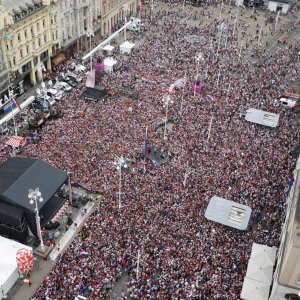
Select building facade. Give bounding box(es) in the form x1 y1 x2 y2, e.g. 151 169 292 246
0 1 11 98
269 157 300 299
58 0 102 56
101 0 140 36
0 0 59 95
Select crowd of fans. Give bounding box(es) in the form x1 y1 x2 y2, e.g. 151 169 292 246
3 2 300 299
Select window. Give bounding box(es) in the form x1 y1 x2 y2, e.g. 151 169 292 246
43 19 45 27
37 22 40 32
38 38 41 47
44 35 47 43
26 45 29 54
24 29 27 38
20 49 23 58
18 33 21 42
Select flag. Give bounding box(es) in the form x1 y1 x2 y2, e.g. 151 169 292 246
141 77 156 85
80 250 89 257
11 96 21 111
143 138 149 159
206 95 215 101
208 48 213 64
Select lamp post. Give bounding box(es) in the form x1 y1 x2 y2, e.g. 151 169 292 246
194 53 203 97
86 29 94 71
162 95 173 140
123 5 130 42
115 156 128 210
28 188 44 250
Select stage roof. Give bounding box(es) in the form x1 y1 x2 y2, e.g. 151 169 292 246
0 158 69 213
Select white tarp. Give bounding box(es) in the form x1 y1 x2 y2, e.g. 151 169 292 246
205 196 252 230
120 41 135 54
244 108 279 128
241 277 270 300
0 236 32 299
103 57 117 73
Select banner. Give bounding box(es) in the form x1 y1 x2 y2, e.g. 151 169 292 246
86 70 96 88
94 63 104 72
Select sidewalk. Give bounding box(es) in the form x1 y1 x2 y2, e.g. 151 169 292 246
11 197 100 300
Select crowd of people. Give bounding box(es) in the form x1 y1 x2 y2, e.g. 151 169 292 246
3 2 300 299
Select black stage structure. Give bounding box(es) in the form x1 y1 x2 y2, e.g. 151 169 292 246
0 158 69 243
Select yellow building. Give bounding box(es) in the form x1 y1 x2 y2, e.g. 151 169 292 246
0 0 59 95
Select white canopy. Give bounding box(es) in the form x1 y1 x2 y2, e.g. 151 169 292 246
240 277 270 300
120 41 135 54
103 57 117 73
103 44 115 54
0 236 32 299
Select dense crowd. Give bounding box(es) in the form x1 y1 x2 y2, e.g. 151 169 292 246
4 2 300 300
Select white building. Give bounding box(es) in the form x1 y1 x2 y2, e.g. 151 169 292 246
58 0 101 55
269 157 300 299
0 32 10 99
268 0 292 14
101 0 140 36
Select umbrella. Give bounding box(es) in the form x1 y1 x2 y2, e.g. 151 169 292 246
246 259 273 284
250 243 277 267
241 277 270 300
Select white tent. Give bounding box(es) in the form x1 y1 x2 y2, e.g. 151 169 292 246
120 41 135 54
0 236 32 299
240 277 270 300
103 57 117 73
250 243 277 268
102 44 115 55
246 260 273 284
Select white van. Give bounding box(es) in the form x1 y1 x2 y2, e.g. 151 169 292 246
277 98 296 108
275 93 300 108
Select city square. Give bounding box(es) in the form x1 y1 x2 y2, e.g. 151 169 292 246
0 0 300 299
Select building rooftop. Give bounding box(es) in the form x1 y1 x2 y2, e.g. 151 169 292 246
2 0 43 17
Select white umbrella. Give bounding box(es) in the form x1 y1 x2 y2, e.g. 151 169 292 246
241 277 270 300
250 243 277 267
246 259 273 284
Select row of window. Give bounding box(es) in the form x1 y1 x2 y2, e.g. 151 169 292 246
15 19 47 43
8 31 58 67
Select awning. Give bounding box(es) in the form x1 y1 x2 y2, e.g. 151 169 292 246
241 277 270 300
5 136 26 148
52 53 67 65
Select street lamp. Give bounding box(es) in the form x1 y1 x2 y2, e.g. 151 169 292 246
86 29 94 71
194 53 203 97
114 156 128 210
123 5 130 41
162 95 174 140
28 188 44 250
